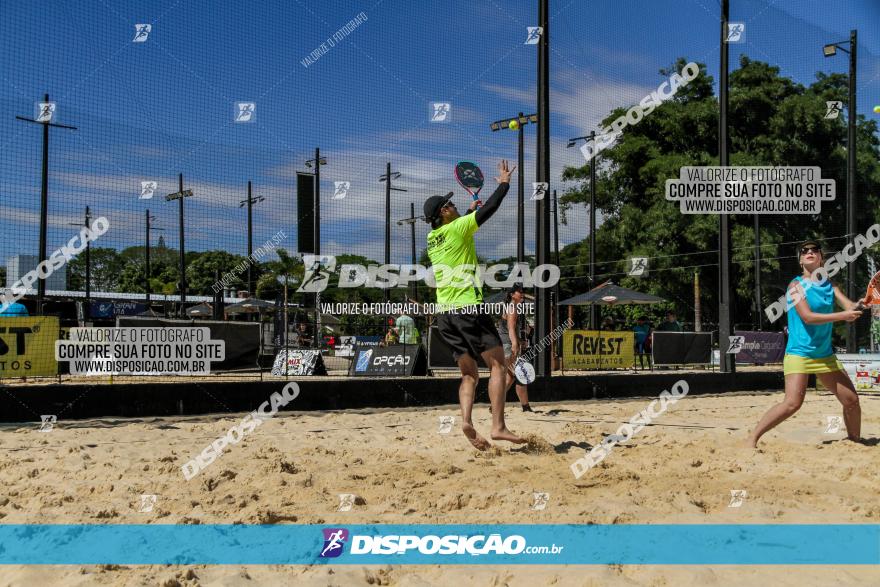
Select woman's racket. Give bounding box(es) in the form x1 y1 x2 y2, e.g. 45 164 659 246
856 271 880 310
512 357 535 385
454 161 484 209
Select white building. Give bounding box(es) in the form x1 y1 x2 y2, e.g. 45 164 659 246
5 254 67 291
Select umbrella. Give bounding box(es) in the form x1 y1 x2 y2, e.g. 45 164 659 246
483 290 536 305
186 303 213 317
225 297 276 315
559 281 665 306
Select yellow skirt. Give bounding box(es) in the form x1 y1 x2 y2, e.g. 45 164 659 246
783 354 843 375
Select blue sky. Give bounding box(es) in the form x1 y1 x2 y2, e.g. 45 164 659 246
1 0 878 271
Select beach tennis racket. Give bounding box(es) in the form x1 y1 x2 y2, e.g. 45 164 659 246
512 356 535 385
855 271 880 310
454 161 484 210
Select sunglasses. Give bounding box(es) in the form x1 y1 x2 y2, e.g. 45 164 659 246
800 246 821 255
441 201 456 210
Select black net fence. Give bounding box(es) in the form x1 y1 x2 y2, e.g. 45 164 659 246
1 0 878 381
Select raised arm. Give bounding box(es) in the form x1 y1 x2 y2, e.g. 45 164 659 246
474 160 515 226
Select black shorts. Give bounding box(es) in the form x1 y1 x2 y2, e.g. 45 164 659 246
436 310 502 362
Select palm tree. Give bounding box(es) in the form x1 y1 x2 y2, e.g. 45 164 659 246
264 249 302 347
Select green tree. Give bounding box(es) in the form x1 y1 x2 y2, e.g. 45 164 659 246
185 250 249 296
559 55 880 338
67 247 125 291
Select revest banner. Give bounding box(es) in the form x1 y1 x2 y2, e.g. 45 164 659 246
0 316 59 377
562 330 634 370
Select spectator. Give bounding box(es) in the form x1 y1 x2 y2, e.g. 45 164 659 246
656 311 682 332
0 300 29 316
633 316 651 369
601 316 615 331
496 283 532 412
295 322 313 347
383 326 399 347
395 313 420 345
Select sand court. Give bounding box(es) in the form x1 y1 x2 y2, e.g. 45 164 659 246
1 387 878 585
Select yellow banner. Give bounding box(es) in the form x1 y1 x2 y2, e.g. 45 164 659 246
562 330 635 370
0 316 59 377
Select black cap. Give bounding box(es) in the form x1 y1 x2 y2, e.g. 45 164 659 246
508 283 524 294
423 192 454 223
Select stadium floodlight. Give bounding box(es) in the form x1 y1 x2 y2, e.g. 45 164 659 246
822 30 858 352
490 112 538 264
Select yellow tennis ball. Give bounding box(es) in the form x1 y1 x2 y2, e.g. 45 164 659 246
509 119 520 130
874 105 880 114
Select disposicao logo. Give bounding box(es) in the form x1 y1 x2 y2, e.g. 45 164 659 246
320 528 349 558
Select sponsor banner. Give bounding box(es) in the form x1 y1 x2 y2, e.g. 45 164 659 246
336 336 383 358
89 301 148 319
733 330 785 364
0 316 59 377
336 336 383 357
838 354 880 393
350 344 426 376
0 524 877 565
651 332 712 365
561 330 634 370
334 335 357 357
270 349 327 376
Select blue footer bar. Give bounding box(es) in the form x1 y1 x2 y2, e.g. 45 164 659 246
0 524 878 565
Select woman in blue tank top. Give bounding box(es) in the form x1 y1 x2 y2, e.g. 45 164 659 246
747 239 863 448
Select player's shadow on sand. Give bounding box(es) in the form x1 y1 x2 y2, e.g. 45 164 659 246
542 408 574 416
552 440 593 453
820 437 879 446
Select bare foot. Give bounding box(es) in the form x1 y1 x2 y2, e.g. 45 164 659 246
739 437 758 450
491 427 527 444
462 422 491 450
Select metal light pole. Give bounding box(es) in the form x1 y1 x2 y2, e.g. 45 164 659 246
568 132 610 329
552 189 561 368
305 149 327 346
239 180 265 296
165 174 193 314
718 0 735 373
68 206 92 299
397 203 423 303
490 113 538 264
380 164 407 326
144 210 164 303
824 30 858 352
16 93 77 314
535 0 551 377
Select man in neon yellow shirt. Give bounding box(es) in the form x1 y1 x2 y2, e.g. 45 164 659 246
423 160 524 449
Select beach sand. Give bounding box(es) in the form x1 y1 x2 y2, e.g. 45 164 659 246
1 385 878 586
